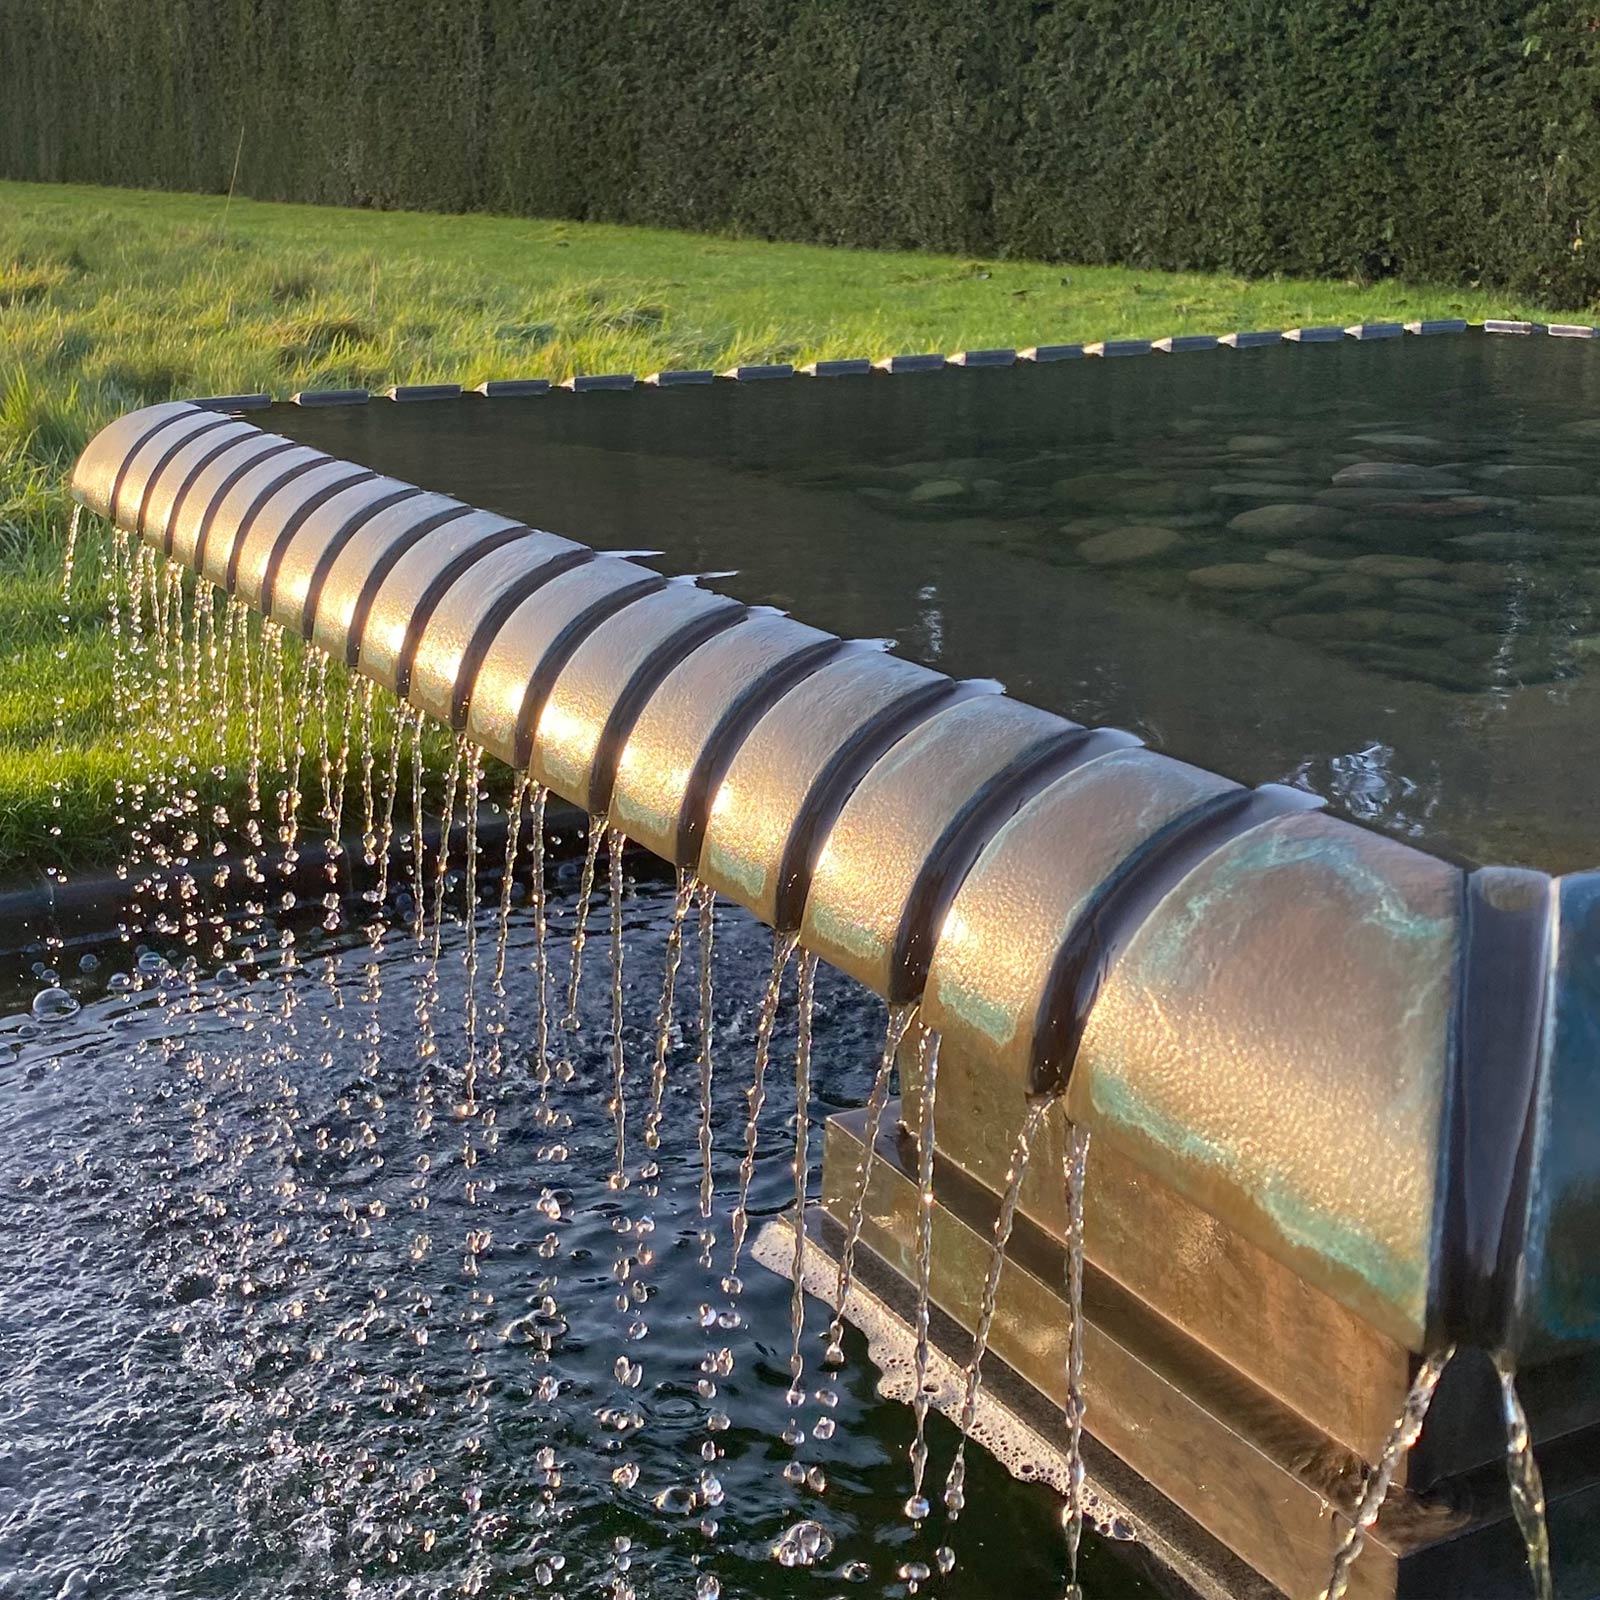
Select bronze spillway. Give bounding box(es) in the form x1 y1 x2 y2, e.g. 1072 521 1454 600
72 401 1600 1599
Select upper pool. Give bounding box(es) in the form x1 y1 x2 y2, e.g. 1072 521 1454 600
269 330 1600 874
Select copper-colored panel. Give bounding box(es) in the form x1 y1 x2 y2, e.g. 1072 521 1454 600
69 401 204 520
461 558 664 769
1067 810 1462 1350
132 420 264 548
800 695 1095 999
608 613 841 866
267 477 425 637
923 1045 1412 1458
191 444 332 589
165 432 299 571
924 748 1240 1104
304 491 469 660
529 583 745 817
410 550 659 735
819 1115 1405 1600
228 459 376 607
699 651 971 928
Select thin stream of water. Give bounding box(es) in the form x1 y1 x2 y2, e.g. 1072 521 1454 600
695 887 718 1230
1320 1346 1456 1600
526 785 551 1096
942 1097 1051 1521
727 931 801 1279
462 742 488 1101
608 830 629 1186
1061 1118 1092 1600
824 1002 919 1369
562 819 608 1032
786 950 820 1428
903 1025 941 1527
644 868 696 1158
1495 1353 1555 1600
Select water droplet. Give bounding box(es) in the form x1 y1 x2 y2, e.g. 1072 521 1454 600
696 1577 720 1600
770 1520 833 1567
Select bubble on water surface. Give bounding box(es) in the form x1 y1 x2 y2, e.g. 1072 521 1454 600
31 987 80 1023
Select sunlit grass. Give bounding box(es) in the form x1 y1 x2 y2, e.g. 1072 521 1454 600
0 177 1585 878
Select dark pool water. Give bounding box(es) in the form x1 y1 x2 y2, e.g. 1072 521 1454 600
0 855 1150 1599
277 332 1600 873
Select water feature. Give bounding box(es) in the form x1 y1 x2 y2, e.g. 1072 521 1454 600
39 333 1600 1599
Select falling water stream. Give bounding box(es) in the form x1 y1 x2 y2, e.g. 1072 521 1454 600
1496 1354 1556 1600
1321 1347 1456 1600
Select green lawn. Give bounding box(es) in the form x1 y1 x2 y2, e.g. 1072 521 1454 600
0 178 1587 880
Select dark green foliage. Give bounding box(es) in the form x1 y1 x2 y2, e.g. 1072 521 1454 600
3 0 1598 300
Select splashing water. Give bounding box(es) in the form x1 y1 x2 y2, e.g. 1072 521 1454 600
1495 1352 1554 1600
1321 1346 1456 1600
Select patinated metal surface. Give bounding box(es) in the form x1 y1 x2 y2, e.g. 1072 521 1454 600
356 519 568 692
114 409 242 529
304 489 467 659
227 458 376 605
69 400 204 519
164 432 300 571
404 542 627 728
819 1111 1600 1599
1068 811 1461 1350
906 1046 1413 1459
800 694 1091 998
823 1114 1396 1600
608 613 842 866
699 650 976 927
922 747 1237 1100
265 481 434 637
190 444 332 586
527 582 745 816
131 419 264 546
460 557 664 769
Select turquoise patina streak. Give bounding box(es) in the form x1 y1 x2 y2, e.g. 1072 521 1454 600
1090 1072 1427 1327
700 838 771 912
1139 821 1454 986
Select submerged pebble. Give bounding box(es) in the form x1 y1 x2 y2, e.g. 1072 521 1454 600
1077 525 1183 565
1187 562 1311 591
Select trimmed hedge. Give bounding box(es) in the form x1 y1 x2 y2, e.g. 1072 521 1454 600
2 0 1598 302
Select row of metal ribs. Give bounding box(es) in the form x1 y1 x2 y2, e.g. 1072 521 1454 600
72 399 1599 1365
